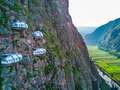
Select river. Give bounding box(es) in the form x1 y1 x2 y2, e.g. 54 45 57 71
97 67 120 90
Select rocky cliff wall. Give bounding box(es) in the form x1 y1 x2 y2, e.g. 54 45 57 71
0 0 100 90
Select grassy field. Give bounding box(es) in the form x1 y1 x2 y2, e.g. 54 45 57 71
87 45 120 83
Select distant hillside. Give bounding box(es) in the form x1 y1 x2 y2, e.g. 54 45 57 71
77 27 96 37
99 24 120 53
85 18 120 45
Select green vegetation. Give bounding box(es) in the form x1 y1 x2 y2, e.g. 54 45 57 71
44 64 55 75
0 0 21 12
0 8 8 27
87 45 120 83
0 65 3 90
72 67 82 90
45 81 58 90
44 30 63 59
64 63 72 77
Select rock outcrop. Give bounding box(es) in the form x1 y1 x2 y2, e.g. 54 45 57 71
0 0 101 90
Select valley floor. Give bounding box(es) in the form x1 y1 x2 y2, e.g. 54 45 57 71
87 45 120 84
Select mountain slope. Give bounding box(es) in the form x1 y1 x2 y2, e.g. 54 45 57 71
99 25 120 52
77 27 96 37
85 18 120 45
0 0 103 90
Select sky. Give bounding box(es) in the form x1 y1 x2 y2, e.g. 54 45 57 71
69 0 120 27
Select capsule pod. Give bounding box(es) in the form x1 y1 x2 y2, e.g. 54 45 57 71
33 48 46 56
0 53 23 65
11 20 28 30
32 31 43 39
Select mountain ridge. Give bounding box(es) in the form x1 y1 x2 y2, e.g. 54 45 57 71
85 18 120 45
77 26 96 37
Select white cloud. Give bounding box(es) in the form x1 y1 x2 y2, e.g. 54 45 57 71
69 0 120 27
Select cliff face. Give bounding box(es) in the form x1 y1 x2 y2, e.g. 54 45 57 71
0 0 100 90
85 18 120 45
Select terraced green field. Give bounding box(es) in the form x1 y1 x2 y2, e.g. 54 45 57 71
87 45 120 83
